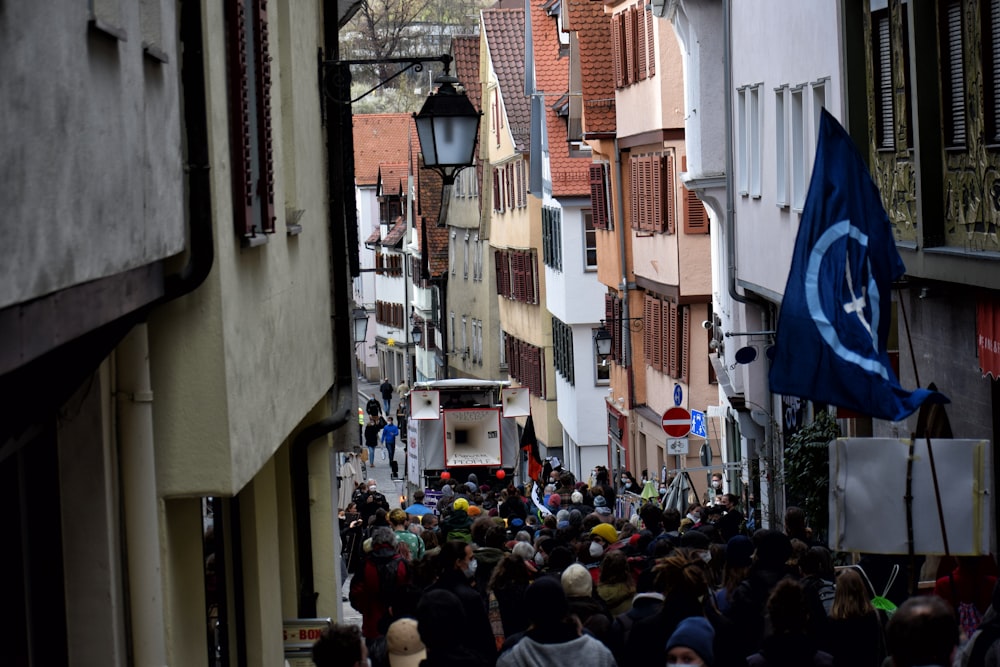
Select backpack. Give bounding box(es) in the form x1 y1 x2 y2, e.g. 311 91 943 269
446 526 472 543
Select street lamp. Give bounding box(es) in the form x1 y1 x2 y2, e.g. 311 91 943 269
594 317 644 360
413 69 481 186
411 323 423 346
352 307 370 345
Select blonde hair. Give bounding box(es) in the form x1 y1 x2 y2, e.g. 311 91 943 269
830 568 874 620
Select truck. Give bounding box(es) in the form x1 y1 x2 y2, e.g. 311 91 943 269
403 378 528 504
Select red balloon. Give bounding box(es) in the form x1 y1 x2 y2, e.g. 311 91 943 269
440 471 451 480
496 470 506 480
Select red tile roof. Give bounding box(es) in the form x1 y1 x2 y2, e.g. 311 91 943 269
452 36 483 113
365 227 382 245
416 158 449 277
483 9 531 152
382 218 408 247
531 0 592 197
566 0 616 135
353 114 413 186
378 162 408 197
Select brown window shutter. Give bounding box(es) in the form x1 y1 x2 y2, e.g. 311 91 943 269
605 293 615 332
650 296 662 371
612 296 622 364
506 163 514 209
665 155 676 234
643 294 654 366
646 6 655 77
684 186 709 234
637 5 648 81
612 14 624 89
680 306 690 383
255 0 275 233
590 164 608 230
668 301 679 378
651 156 665 233
629 156 640 230
624 7 635 86
529 252 538 304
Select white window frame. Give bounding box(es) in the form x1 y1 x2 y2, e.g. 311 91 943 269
450 312 456 352
811 78 829 178
583 210 598 271
737 86 748 195
749 84 762 198
449 231 457 274
473 234 483 282
775 85 789 208
462 316 468 355
791 85 806 212
463 232 470 280
499 330 508 370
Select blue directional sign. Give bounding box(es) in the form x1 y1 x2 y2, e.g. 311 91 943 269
690 409 707 439
673 384 683 406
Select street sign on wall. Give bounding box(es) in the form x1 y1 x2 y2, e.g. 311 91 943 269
666 438 689 455
690 409 707 438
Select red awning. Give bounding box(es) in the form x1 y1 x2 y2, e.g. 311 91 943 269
977 294 1000 378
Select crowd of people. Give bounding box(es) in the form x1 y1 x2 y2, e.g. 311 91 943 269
319 465 999 667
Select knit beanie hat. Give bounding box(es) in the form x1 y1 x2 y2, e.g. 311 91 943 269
665 617 715 666
590 523 618 545
561 563 593 597
526 577 569 628
467 505 482 517
726 535 754 568
453 497 469 512
571 490 583 504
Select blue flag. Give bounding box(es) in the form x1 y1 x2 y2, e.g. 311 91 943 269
768 109 947 421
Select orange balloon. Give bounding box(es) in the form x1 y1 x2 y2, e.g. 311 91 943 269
440 471 451 480
496 470 506 480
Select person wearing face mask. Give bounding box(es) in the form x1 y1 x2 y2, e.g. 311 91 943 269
665 616 716 667
619 470 639 495
426 541 497 664
702 472 724 506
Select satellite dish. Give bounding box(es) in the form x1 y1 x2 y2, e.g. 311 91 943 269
409 390 440 420
734 346 758 364
501 387 531 418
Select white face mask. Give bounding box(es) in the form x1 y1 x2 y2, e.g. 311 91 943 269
589 542 605 558
465 558 478 577
711 480 721 489
534 552 545 566
369 485 378 491
686 513 698 523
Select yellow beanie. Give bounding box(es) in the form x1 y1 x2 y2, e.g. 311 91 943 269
590 523 618 544
453 498 469 512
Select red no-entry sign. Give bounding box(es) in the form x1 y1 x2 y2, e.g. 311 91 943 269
661 407 691 437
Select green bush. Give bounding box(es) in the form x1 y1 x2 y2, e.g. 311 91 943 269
783 409 840 544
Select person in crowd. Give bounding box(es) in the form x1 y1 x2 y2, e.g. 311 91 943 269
359 479 390 524
825 567 885 667
597 548 635 616
416 589 494 667
715 534 754 614
619 471 639 495
607 565 664 663
665 616 716 667
340 502 365 576
441 497 474 543
584 523 618 578
784 506 823 547
592 494 614 522
562 562 610 630
886 595 959 667
364 419 380 467
486 553 532 650
499 485 529 522
349 527 411 645
366 394 382 421
954 580 1000 667
799 547 836 617
384 617 425 667
366 585 423 667
934 555 998 641
746 578 833 666
379 377 394 414
726 529 798 656
471 517 509 602
380 417 400 476
426 540 496 664
403 489 432 517
592 466 617 506
702 472 724 507
394 396 408 438
312 622 367 667
389 508 424 561
497 577 617 667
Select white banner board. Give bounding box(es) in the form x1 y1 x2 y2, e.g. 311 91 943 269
830 438 994 555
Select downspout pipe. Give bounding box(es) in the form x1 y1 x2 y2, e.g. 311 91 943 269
290 408 351 618
612 139 635 393
162 0 214 304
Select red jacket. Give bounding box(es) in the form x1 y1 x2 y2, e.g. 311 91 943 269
349 547 410 639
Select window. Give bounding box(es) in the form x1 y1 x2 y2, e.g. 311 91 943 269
604 292 627 367
450 313 456 352
504 333 546 397
872 4 894 150
749 85 762 198
499 330 508 369
629 155 674 233
642 293 689 382
473 234 483 282
375 301 404 329
791 85 806 211
589 163 613 230
495 249 539 304
542 206 563 270
737 87 748 195
612 3 655 89
594 328 610 384
225 0 276 241
941 0 967 148
775 86 789 207
462 316 468 355
463 233 470 280
983 0 1000 144
584 211 598 270
812 79 828 147
552 316 575 385
449 231 456 275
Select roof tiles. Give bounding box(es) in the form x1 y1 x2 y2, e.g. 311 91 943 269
483 9 531 152
353 114 413 186
566 0 616 135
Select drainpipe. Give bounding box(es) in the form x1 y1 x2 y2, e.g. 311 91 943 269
612 139 635 387
116 324 167 667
